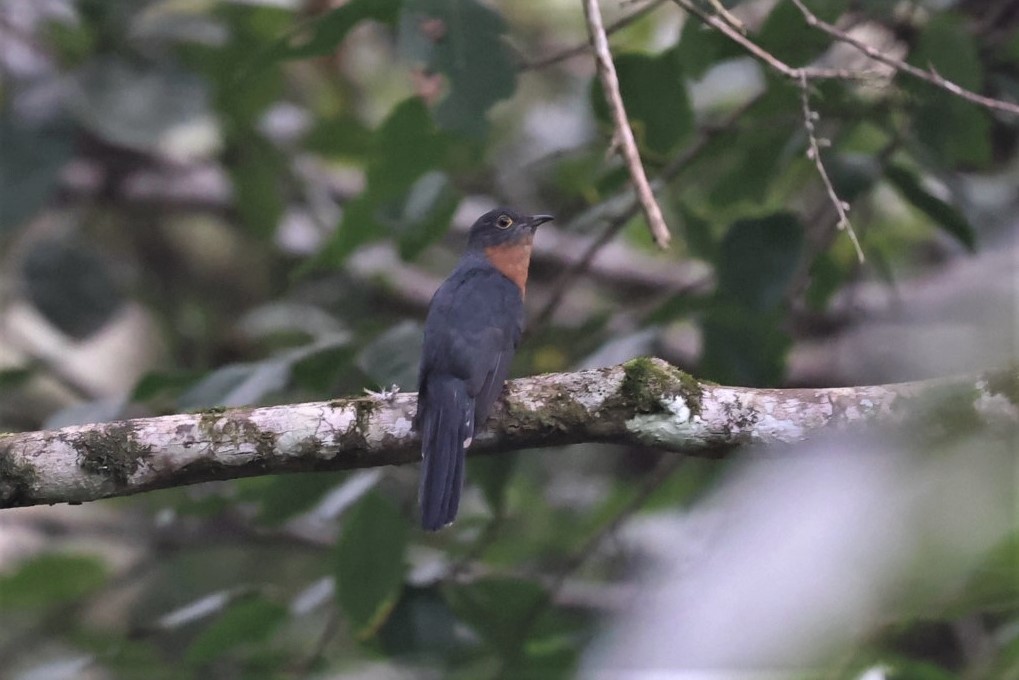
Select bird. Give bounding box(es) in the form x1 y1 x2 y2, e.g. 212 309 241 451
414 208 554 531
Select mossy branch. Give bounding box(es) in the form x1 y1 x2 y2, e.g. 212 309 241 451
1 359 1017 509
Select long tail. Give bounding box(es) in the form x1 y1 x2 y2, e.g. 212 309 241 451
419 376 474 531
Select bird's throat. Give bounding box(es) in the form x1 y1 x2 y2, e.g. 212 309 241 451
484 240 533 297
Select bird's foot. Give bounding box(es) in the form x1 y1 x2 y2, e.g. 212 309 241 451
363 384 401 402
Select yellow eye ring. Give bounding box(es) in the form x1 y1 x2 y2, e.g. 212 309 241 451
496 215 513 229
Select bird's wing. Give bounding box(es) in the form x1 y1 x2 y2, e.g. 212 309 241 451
421 267 522 430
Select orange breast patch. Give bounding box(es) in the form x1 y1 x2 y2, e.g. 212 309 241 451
484 240 534 296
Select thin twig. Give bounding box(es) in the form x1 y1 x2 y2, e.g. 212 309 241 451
521 0 666 70
789 0 1019 117
706 0 746 34
798 71 865 263
583 0 672 249
669 0 866 81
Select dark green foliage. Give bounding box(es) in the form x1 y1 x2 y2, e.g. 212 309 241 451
2 0 1016 677
334 492 410 638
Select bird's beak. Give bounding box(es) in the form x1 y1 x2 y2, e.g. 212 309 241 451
529 214 554 231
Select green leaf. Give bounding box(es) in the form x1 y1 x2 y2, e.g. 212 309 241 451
131 370 206 402
672 19 741 81
0 116 73 236
378 585 462 657
906 13 990 167
242 472 348 526
592 52 692 157
313 98 452 265
757 0 846 66
291 345 356 393
356 320 423 391
185 595 287 666
21 239 125 340
277 0 401 60
884 164 976 251
804 251 844 312
334 492 409 638
0 554 107 608
707 124 796 209
304 113 373 159
392 171 461 260
700 306 792 387
0 367 34 389
716 213 804 312
68 58 217 159
444 576 546 653
230 138 286 238
679 205 717 262
397 0 517 137
470 454 517 516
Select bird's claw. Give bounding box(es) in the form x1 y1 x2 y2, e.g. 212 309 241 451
363 384 401 402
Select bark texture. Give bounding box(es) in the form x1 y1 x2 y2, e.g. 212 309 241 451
2 358 1017 508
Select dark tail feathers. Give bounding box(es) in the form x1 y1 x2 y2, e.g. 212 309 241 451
419 376 474 531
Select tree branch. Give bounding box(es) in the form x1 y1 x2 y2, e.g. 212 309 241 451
583 0 672 249
2 359 1017 509
789 0 1019 117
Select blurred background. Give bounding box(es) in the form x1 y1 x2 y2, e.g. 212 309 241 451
1 0 1017 677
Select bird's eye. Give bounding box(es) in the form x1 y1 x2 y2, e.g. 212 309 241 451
496 215 513 229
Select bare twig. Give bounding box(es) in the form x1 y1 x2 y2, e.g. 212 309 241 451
706 0 746 34
522 0 666 70
789 0 1019 117
798 71 865 263
583 0 672 249
669 0 866 80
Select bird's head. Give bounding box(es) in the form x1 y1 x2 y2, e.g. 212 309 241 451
466 208 554 250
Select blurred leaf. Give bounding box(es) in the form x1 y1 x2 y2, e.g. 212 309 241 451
708 123 797 209
368 99 450 201
315 98 452 265
304 113 373 159
356 320 423 391
242 472 347 525
68 58 218 159
378 585 461 657
185 595 287 666
274 0 401 60
132 369 206 402
0 116 73 236
716 213 804 312
700 306 792 387
176 361 289 410
231 137 286 238
291 345 356 393
0 554 106 608
906 13 990 167
471 454 518 515
0 367 33 389
758 0 845 66
592 52 692 157
391 171 461 260
334 492 409 638
883 164 976 251
444 576 545 653
44 397 126 430
398 0 517 137
827 153 881 204
21 239 125 340
804 251 844 312
679 205 717 262
672 19 740 81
